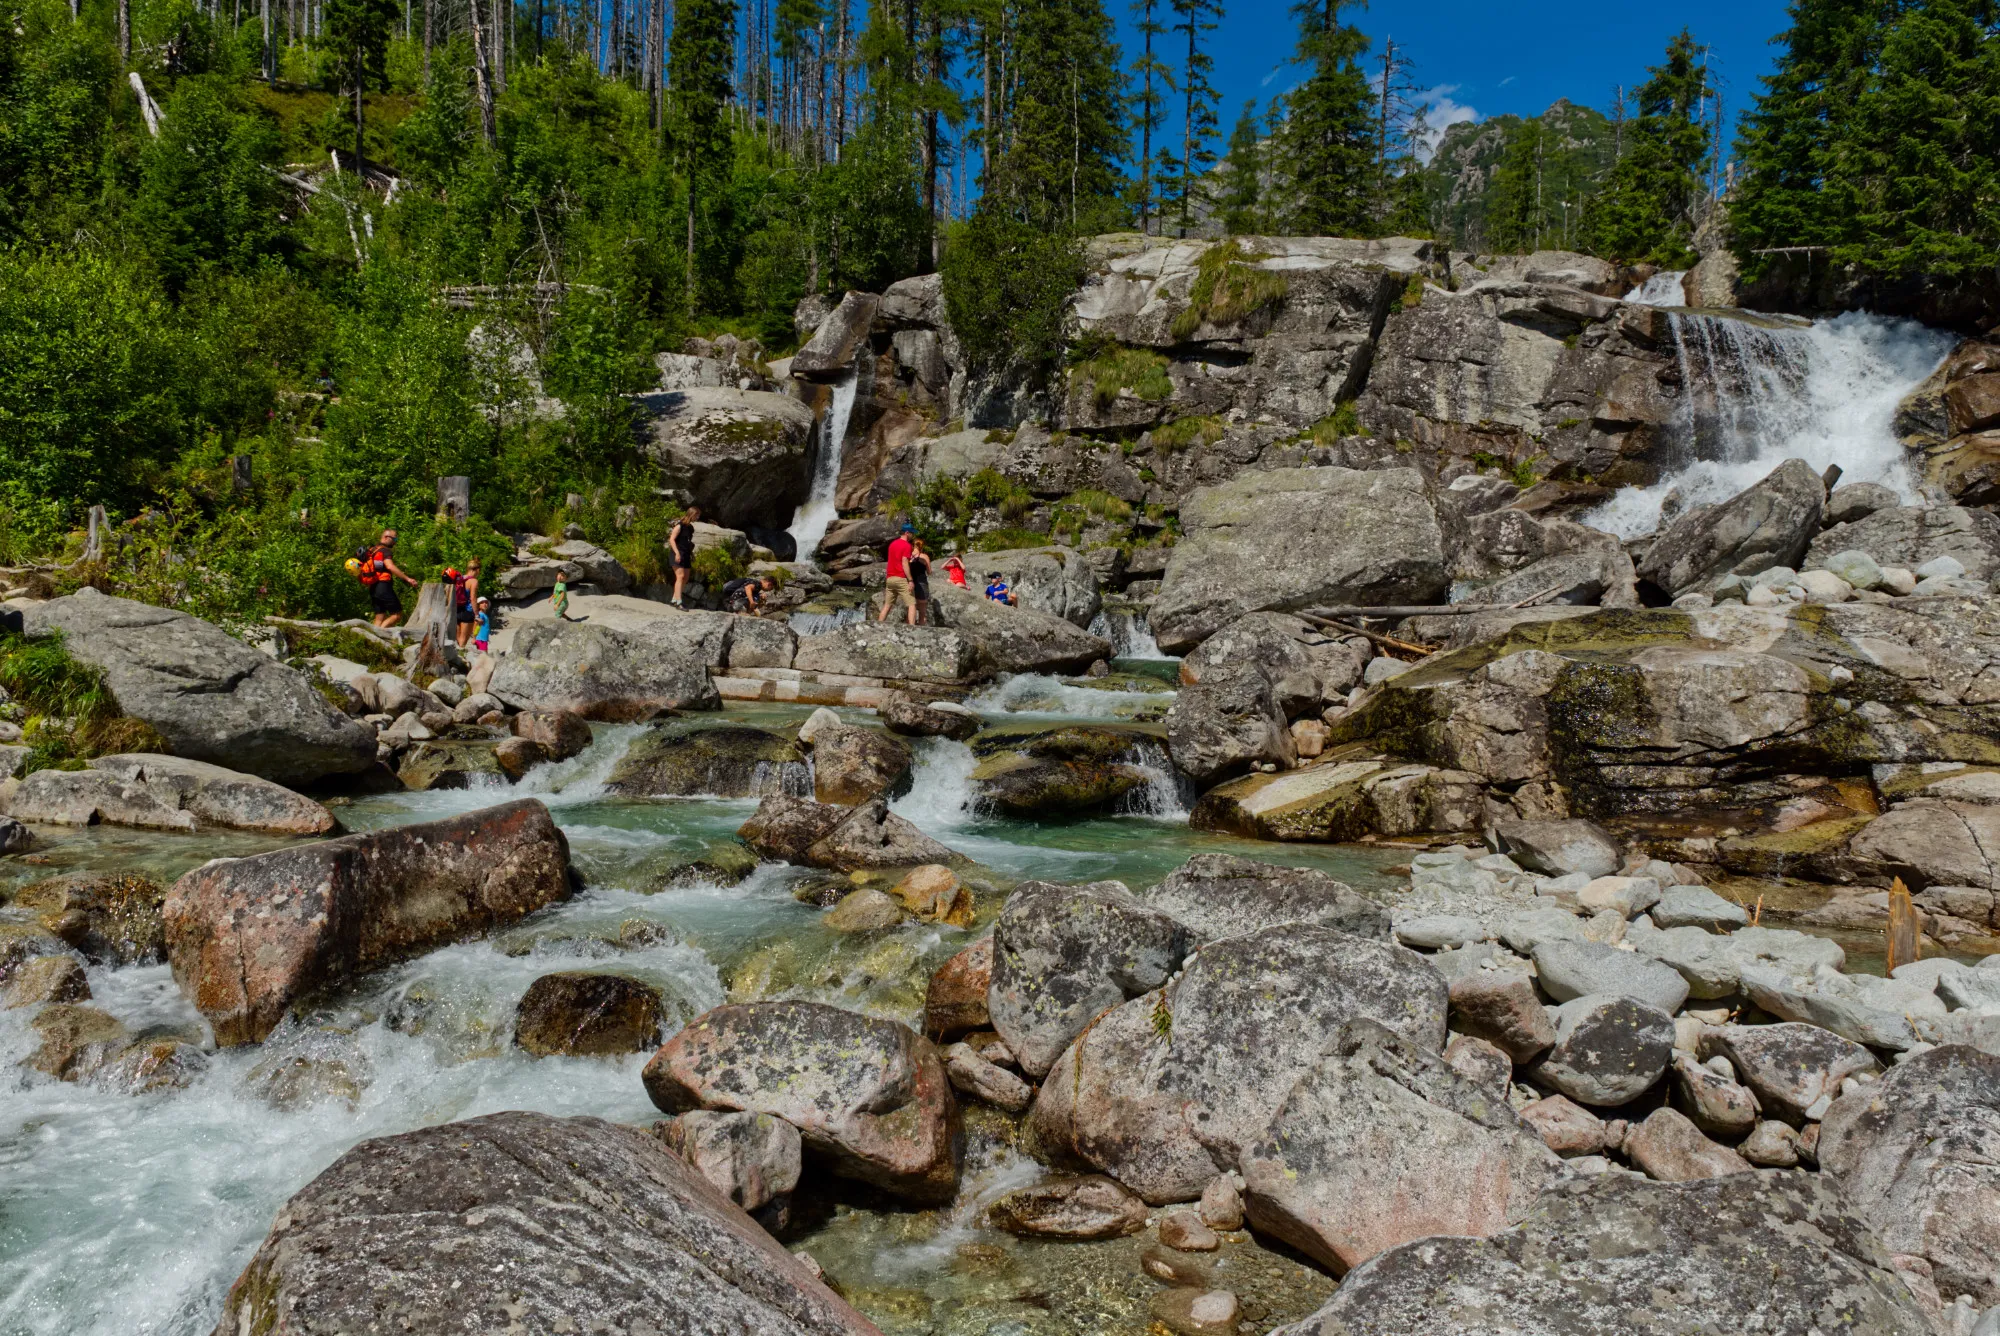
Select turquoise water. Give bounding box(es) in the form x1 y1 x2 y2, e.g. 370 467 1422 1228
0 674 1408 1335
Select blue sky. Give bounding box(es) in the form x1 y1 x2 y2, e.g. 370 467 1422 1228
1132 0 1801 163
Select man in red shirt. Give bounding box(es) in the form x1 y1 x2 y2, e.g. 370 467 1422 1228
878 524 919 625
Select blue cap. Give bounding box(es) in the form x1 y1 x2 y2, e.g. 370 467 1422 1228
901 523 914 532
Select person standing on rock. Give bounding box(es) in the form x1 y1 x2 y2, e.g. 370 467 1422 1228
668 505 700 608
449 557 481 649
879 524 919 626
358 530 420 629
908 536 933 625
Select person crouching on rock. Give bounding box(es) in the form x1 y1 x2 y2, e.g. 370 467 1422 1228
668 505 700 608
359 529 420 628
879 524 919 626
723 573 776 614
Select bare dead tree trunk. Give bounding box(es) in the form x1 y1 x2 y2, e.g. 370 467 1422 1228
436 476 472 520
468 0 498 144
118 0 130 64
410 583 459 676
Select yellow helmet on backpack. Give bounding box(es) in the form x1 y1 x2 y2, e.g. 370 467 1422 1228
344 557 362 576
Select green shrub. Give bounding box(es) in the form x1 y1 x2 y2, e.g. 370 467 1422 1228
692 545 745 588
283 624 403 673
1152 415 1226 453
1170 240 1288 339
0 630 166 773
1070 344 1173 409
971 526 1052 552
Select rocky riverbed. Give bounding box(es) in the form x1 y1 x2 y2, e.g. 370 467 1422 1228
7 236 2000 1336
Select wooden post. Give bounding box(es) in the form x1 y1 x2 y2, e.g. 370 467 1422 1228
232 455 254 491
83 506 106 562
436 475 471 521
1886 878 1920 974
409 581 458 675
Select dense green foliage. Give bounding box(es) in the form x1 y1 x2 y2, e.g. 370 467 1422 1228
1732 0 2000 286
1578 31 1718 265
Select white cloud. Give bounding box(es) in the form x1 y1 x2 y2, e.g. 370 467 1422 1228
1414 85 1478 162
1261 63 1285 88
1499 75 1516 87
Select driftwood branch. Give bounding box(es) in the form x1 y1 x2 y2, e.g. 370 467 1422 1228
1296 613 1436 656
129 72 164 136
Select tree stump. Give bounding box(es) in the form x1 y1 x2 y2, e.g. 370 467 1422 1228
409 581 458 675
436 475 471 521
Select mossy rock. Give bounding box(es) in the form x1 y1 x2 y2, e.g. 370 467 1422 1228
967 723 1160 816
646 840 762 891
11 872 166 965
605 722 806 798
396 739 508 792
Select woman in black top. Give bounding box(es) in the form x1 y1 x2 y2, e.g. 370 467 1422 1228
668 505 700 607
908 537 932 625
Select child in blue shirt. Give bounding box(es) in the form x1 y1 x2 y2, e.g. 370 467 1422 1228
473 598 491 653
985 576 1016 605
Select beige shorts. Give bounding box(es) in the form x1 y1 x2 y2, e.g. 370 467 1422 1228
884 576 916 610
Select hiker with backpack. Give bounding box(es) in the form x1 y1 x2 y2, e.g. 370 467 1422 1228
352 530 420 628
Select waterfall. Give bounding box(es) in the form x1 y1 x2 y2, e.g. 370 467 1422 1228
1587 310 1956 539
788 606 867 636
786 374 859 561
1114 737 1192 819
1625 271 1688 307
1087 607 1170 661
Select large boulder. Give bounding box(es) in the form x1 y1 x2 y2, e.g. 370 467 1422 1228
967 723 1154 817
9 871 166 965
489 621 721 720
1151 467 1448 654
927 586 1112 675
1805 504 2000 583
1179 612 1367 700
1133 853 1390 943
634 386 816 529
1699 1022 1880 1123
1166 659 1296 784
604 721 809 798
643 1001 962 1203
948 548 1103 627
513 972 664 1056
1271 1171 1935 1335
793 624 976 684
213 1112 876 1335
1028 925 1448 1201
1190 756 1487 843
987 880 1192 1078
6 753 336 835
791 290 880 376
164 799 574 1045
19 591 374 785
1819 1044 2000 1307
737 795 962 871
1634 457 1826 595
1241 1019 1565 1274
1328 602 2000 821
801 720 913 805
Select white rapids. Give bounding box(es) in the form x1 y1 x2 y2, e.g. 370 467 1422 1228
785 374 859 561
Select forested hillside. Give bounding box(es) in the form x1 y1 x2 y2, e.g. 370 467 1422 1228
0 0 1994 626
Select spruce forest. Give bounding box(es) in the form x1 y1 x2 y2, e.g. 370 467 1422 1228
0 0 1996 625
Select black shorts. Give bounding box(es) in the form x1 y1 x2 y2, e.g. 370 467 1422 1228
368 581 401 614
673 553 694 571
457 605 476 624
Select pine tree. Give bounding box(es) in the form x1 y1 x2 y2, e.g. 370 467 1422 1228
324 0 399 167
1729 0 1887 270
1278 0 1375 236
670 0 738 300
1579 29 1716 264
1837 0 2000 279
1166 0 1220 236
986 0 1128 233
1129 0 1175 233
1214 99 1266 233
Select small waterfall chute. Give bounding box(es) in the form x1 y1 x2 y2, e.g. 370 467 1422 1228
788 605 868 637
786 374 859 561
1625 271 1688 307
1087 606 1171 661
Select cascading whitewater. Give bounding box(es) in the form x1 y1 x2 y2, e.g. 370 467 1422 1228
1086 607 1170 660
1588 307 1956 539
785 374 859 561
1624 270 1688 307
787 606 867 636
